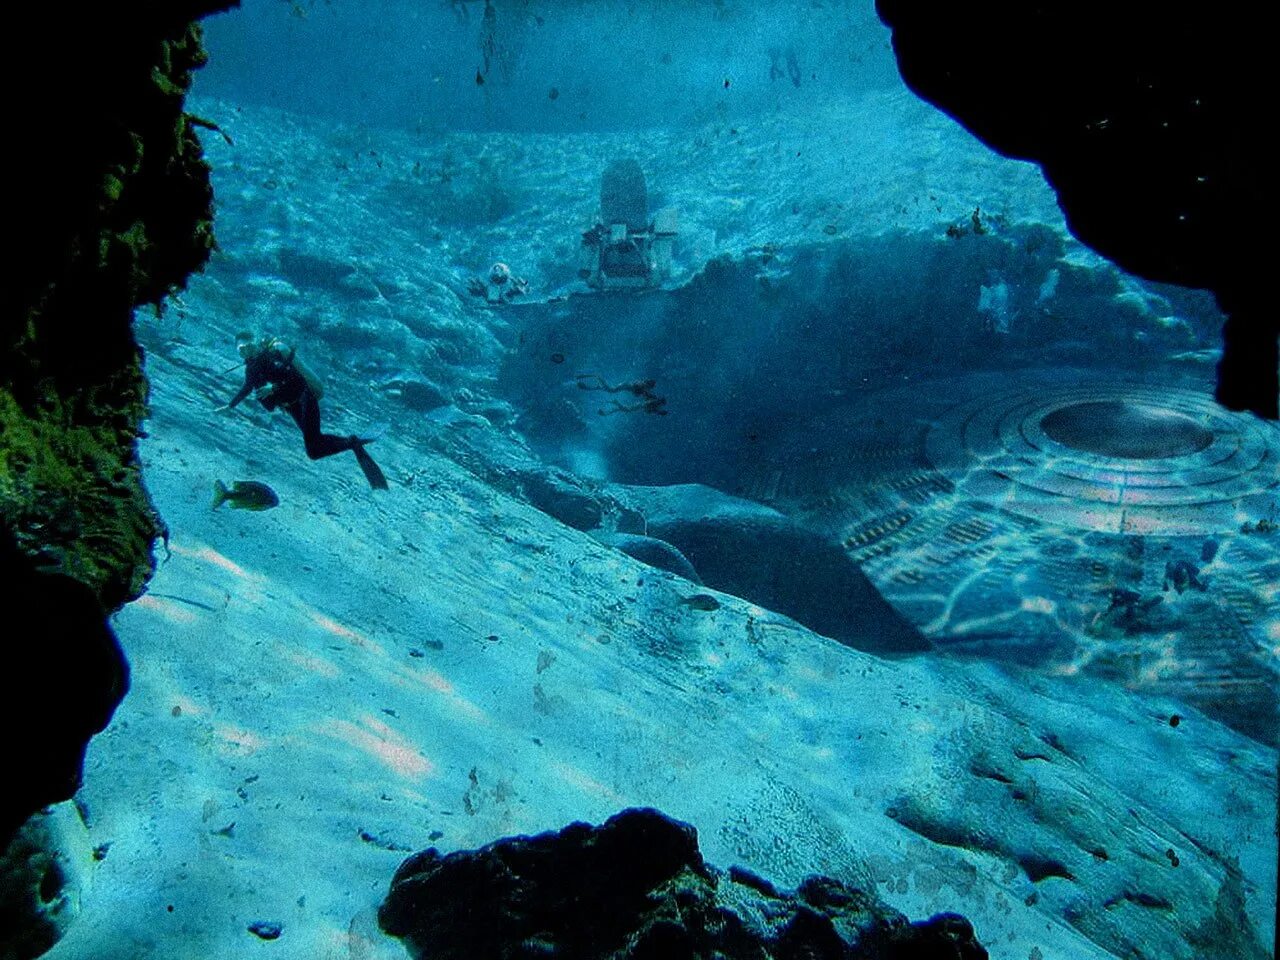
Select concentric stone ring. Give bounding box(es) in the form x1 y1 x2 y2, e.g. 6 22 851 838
925 383 1280 535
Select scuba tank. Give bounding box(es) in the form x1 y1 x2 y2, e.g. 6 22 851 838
265 339 325 399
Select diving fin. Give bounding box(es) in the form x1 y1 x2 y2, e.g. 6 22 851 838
352 442 389 490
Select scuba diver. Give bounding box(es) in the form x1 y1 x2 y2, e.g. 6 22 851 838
575 373 668 416
467 261 529 304
219 331 389 490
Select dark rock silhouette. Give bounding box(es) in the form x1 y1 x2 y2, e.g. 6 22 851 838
1 2 230 848
877 1 1276 418
380 807 988 960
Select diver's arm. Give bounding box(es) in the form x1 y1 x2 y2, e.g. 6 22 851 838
227 379 254 409
226 360 268 408
226 381 253 407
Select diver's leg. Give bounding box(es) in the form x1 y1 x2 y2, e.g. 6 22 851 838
290 393 356 460
288 394 386 487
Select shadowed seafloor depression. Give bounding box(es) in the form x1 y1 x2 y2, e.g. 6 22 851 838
1039 401 1216 460
9 2 1276 960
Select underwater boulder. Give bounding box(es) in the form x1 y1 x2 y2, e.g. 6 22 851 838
613 484 930 655
0 803 91 960
591 531 702 583
0 558 130 847
510 466 644 535
515 468 607 532
379 807 988 960
374 373 450 412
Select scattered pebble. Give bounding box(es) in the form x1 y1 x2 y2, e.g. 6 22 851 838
248 920 282 940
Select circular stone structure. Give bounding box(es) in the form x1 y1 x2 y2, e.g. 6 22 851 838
1039 401 1214 459
925 382 1280 535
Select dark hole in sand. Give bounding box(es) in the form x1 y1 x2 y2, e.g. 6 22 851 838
1039 401 1213 459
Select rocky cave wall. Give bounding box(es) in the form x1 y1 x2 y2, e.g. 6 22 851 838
876 0 1276 418
0 2 235 844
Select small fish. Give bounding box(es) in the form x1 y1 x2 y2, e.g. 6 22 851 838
212 480 280 511
680 593 721 611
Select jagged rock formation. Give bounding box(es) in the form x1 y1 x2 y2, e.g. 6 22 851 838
876 1 1276 418
380 807 988 960
0 3 234 845
0 804 91 960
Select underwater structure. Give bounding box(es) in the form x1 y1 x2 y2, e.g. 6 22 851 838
579 159 678 291
0 2 1275 960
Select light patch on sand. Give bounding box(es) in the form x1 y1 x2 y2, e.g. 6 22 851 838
177 542 254 578
133 594 199 624
417 668 455 695
549 759 625 805
322 716 435 780
169 694 203 717
792 663 830 686
212 724 268 756
279 644 342 679
772 683 801 702
906 717 936 736
308 610 388 658
385 665 491 724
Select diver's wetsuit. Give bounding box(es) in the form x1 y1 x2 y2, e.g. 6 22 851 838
228 344 388 488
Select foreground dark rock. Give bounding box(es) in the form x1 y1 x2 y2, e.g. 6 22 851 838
0 804 89 960
876 1 1275 418
1 2 233 848
0 540 130 844
380 807 987 960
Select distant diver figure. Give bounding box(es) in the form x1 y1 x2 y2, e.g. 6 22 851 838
575 373 668 416
1162 559 1207 594
785 47 802 87
599 396 668 417
768 46 803 87
221 331 389 490
1090 587 1162 636
467 261 528 304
